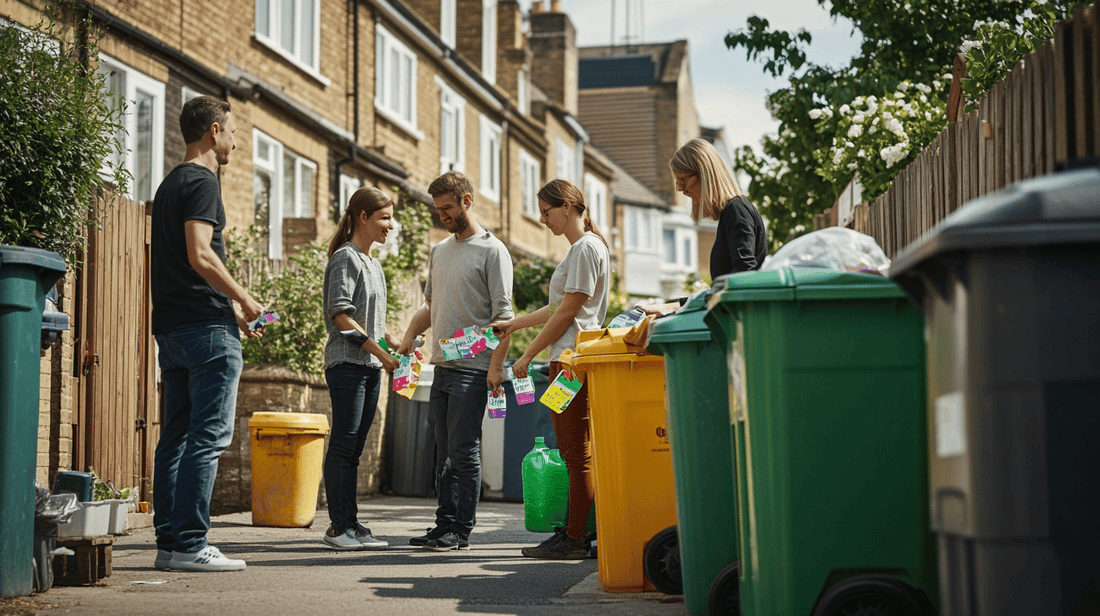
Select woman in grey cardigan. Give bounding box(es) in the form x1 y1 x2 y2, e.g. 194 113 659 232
321 186 400 550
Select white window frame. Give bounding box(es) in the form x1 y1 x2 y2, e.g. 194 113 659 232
583 172 607 230
436 77 466 174
479 115 502 201
252 129 316 258
516 69 528 115
482 0 497 85
338 175 362 218
375 24 422 138
625 207 657 252
440 0 457 48
662 229 678 265
181 86 202 104
556 137 577 185
254 0 326 83
98 54 165 203
519 149 540 220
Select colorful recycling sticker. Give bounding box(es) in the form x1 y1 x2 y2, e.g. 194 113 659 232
439 325 503 361
486 390 507 419
507 366 536 405
607 307 646 329
540 369 583 414
392 350 424 399
249 311 280 331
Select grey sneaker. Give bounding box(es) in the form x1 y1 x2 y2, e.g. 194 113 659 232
323 527 363 551
168 545 246 571
409 526 448 547
353 522 388 550
423 532 469 552
155 548 172 571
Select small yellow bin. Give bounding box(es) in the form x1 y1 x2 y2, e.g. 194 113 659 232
249 412 330 527
564 319 677 593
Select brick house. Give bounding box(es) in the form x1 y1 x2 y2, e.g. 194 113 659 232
5 0 664 504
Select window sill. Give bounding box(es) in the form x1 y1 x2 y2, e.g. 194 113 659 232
253 34 331 87
375 104 425 141
479 188 500 203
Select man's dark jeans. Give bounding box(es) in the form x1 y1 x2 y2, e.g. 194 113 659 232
153 320 242 554
430 367 487 538
323 362 382 532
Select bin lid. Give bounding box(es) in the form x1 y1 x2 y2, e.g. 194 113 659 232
0 245 67 273
891 168 1100 279
248 412 329 434
570 317 662 363
647 290 713 352
708 268 906 309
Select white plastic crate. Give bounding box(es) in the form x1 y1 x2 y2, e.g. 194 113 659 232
108 499 132 534
57 500 112 538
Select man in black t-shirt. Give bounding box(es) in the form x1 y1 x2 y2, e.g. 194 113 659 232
150 96 264 573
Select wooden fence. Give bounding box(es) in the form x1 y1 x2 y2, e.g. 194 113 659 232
845 2 1097 257
73 197 158 501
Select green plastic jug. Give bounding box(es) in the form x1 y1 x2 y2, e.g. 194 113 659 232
521 437 596 533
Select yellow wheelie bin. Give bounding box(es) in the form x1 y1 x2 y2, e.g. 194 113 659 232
562 318 677 593
249 412 330 527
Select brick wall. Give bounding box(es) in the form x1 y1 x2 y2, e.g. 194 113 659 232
37 273 77 488
529 10 577 115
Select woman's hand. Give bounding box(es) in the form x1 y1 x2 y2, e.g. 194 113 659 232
512 355 532 380
638 301 679 317
379 353 400 373
489 318 518 339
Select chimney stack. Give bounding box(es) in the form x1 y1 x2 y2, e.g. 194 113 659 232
528 6 578 114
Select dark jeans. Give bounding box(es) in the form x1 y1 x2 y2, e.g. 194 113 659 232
324 363 382 532
153 320 242 554
430 366 488 538
549 361 593 541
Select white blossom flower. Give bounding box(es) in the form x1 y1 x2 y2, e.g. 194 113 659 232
809 109 822 120
925 111 933 121
858 149 866 158
894 92 905 98
847 162 858 170
883 112 894 120
839 104 851 115
853 114 866 124
920 95 928 103
848 124 863 138
885 117 906 137
960 40 981 54
872 117 880 125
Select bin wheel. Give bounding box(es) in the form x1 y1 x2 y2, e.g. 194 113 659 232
643 526 682 595
811 575 934 616
707 561 740 616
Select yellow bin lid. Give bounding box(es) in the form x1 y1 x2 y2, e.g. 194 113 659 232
569 316 662 365
249 412 330 434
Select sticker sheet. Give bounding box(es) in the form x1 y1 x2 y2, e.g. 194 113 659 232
487 390 507 419
607 307 646 329
507 366 536 405
540 369 583 414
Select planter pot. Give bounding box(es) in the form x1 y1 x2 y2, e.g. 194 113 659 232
57 501 112 538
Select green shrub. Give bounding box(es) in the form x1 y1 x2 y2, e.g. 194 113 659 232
0 4 128 263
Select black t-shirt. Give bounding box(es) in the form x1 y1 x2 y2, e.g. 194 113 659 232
710 195 768 279
150 163 235 333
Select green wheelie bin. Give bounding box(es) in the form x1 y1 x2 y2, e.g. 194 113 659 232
0 246 67 598
647 290 739 615
703 268 938 616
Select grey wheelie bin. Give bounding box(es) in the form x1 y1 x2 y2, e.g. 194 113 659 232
891 168 1100 616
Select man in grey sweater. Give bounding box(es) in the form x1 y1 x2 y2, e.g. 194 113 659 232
397 171 513 551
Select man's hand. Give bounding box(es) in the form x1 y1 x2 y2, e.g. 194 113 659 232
236 311 265 338
487 367 507 395
240 296 264 323
511 356 531 380
489 318 517 339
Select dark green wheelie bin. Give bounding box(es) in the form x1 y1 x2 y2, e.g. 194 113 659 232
704 268 938 616
647 291 739 615
1 246 67 598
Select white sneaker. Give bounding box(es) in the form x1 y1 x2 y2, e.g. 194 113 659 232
168 545 246 572
155 549 172 571
353 523 389 550
322 527 363 551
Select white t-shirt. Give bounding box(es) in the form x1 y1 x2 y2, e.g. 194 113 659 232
547 232 610 361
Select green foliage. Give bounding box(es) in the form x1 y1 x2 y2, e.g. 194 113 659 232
603 270 630 328
375 189 431 319
87 466 132 501
0 4 129 264
225 190 431 376
225 226 328 375
508 256 555 361
958 1 1088 110
726 0 1031 251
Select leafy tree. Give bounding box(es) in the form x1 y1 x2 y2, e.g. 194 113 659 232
725 0 1031 251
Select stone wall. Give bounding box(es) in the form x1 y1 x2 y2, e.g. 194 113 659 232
212 364 390 518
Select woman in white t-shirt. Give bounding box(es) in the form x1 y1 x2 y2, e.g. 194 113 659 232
491 179 610 560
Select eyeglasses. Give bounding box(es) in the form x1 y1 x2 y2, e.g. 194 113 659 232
674 173 696 189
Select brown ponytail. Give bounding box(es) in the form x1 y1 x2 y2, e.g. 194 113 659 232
536 179 609 248
328 186 393 257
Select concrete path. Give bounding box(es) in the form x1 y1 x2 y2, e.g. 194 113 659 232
5 496 688 616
